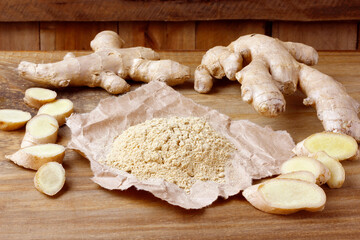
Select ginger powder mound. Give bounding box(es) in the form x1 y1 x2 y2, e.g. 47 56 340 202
102 116 236 193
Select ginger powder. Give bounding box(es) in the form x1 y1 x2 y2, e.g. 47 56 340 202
102 116 236 193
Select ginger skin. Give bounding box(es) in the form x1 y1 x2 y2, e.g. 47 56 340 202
299 66 360 141
195 34 360 141
195 34 318 117
18 31 190 94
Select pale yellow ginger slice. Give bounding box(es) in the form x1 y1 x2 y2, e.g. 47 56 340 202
6 143 65 170
37 99 74 126
34 162 65 196
21 114 59 148
311 151 345 189
24 87 57 108
293 132 358 161
277 171 316 184
281 156 330 185
243 178 326 215
0 109 31 131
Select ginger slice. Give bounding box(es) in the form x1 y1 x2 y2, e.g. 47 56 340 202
24 87 57 108
21 114 59 148
277 171 316 184
281 156 330 185
243 178 326 215
34 162 65 196
37 99 74 126
294 132 358 161
311 151 345 189
6 143 65 170
0 109 31 131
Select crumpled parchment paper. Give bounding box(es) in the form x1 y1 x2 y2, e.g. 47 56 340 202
67 81 295 209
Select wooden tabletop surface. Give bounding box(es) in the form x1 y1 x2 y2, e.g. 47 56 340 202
0 51 359 239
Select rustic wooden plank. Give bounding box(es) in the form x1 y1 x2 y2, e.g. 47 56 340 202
165 22 196 50
118 22 148 48
272 21 358 50
1 0 360 22
118 22 195 50
0 23 39 50
196 21 266 49
118 21 166 49
40 22 118 50
0 51 360 239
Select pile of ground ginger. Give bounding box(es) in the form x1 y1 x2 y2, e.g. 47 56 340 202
101 116 236 193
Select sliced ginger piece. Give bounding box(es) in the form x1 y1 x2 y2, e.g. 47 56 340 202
38 99 74 126
21 114 59 148
277 171 316 184
24 87 57 108
293 132 358 161
281 156 330 185
243 178 326 215
311 151 345 188
6 143 65 170
34 162 65 196
0 109 31 131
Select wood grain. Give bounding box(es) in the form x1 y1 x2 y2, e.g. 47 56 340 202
118 22 195 50
0 51 360 239
272 21 358 50
0 23 39 50
1 0 360 21
196 21 266 49
40 22 118 50
0 21 358 51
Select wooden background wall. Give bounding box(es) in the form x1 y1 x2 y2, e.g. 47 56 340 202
0 1 359 51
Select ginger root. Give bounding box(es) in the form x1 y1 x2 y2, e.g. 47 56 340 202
293 132 358 161
24 87 57 108
6 143 65 170
37 99 74 126
0 109 31 131
195 34 318 117
243 178 326 215
18 31 190 94
195 34 360 141
281 156 330 185
34 162 65 196
21 114 59 148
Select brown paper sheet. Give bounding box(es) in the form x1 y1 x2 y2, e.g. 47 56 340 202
67 81 295 209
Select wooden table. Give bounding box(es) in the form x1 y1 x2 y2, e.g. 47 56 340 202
0 51 359 239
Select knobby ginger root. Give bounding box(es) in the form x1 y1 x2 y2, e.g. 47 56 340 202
18 30 190 94
299 65 360 141
34 162 65 196
0 109 31 131
293 132 358 161
281 156 330 185
277 171 316 184
311 152 345 189
243 178 326 215
24 87 57 108
21 114 59 148
195 34 318 117
38 99 74 126
6 143 65 170
195 34 360 141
